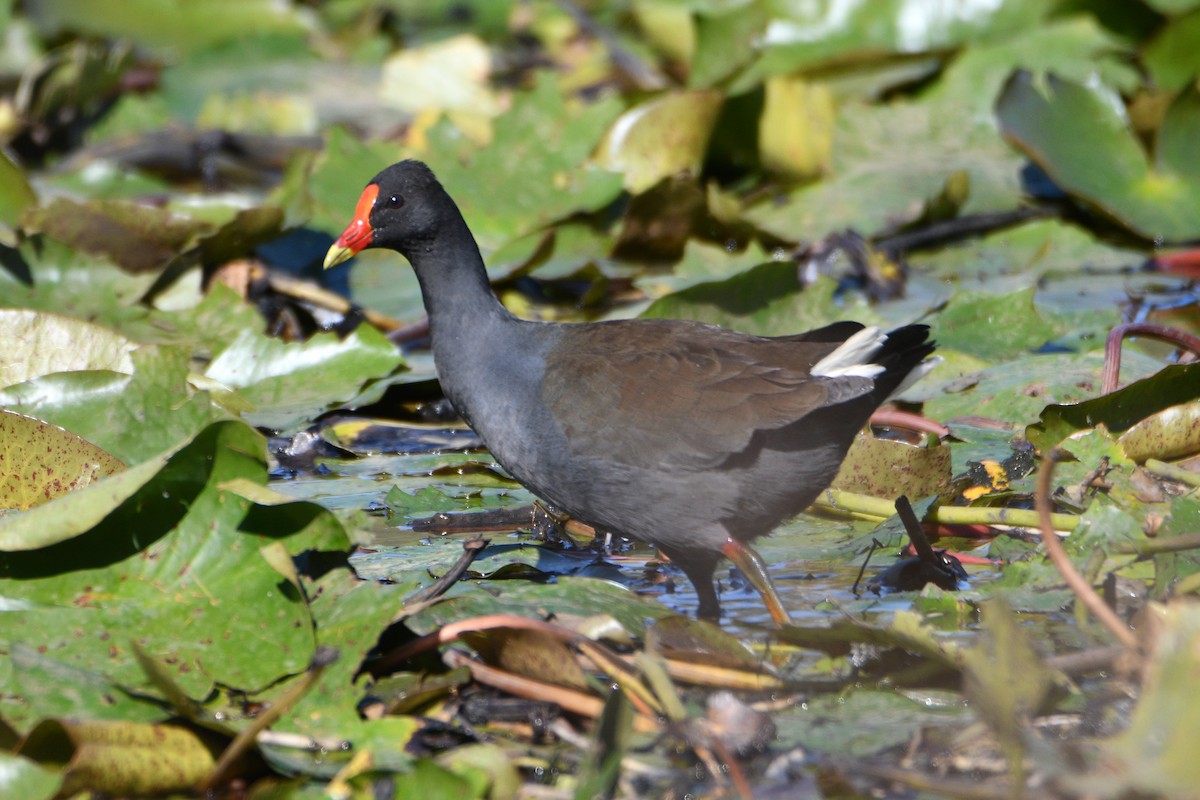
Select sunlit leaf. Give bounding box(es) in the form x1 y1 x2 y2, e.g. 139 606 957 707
16 719 219 798
0 752 60 800
758 76 833 180
0 421 349 731
421 72 625 249
0 308 135 387
997 71 1200 242
0 411 124 511
832 432 952 500
1028 363 1200 453
595 90 724 194
204 325 404 431
0 151 36 246
26 0 310 57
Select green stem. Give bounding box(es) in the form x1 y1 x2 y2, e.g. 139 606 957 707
813 489 1080 531
1113 533 1200 557
1144 459 1200 488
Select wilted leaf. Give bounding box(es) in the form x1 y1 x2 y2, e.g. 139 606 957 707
0 411 124 511
1117 401 1200 462
595 90 724 194
22 197 210 273
758 76 833 180
16 719 219 798
466 628 591 691
1084 602 1200 796
832 432 952 500
0 421 192 551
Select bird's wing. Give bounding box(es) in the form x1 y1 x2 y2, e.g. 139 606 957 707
540 320 875 470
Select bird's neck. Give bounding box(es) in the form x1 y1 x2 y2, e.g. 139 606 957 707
405 214 515 332
404 217 525 422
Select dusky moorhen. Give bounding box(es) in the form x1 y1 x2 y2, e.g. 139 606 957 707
325 160 936 625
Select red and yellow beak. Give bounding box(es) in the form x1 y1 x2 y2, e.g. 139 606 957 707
323 184 379 269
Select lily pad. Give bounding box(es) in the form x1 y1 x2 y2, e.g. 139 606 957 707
832 432 952 500
0 346 226 465
0 420 350 730
595 90 724 194
0 151 36 246
996 71 1200 242
421 73 625 250
0 411 124 512
0 309 136 387
204 325 404 432
1028 363 1200 453
22 197 210 273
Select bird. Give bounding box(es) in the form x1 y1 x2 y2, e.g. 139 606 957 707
324 160 936 626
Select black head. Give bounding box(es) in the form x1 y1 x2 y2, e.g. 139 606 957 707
324 160 452 267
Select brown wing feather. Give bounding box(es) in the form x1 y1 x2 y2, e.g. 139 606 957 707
541 319 873 469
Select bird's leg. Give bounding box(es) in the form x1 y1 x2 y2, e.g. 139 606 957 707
669 551 722 621
694 580 722 621
722 537 793 626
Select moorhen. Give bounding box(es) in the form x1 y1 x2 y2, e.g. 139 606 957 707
325 160 936 625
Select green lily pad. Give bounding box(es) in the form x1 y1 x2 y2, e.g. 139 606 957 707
934 285 1058 359
996 71 1200 242
1028 363 1200 453
0 752 61 800
746 18 1133 243
204 325 404 432
25 0 310 57
0 151 36 247
0 420 350 731
276 569 417 737
421 72 625 250
642 271 878 337
0 346 226 465
1142 9 1200 92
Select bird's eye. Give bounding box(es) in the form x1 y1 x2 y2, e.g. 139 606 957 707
387 194 404 209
